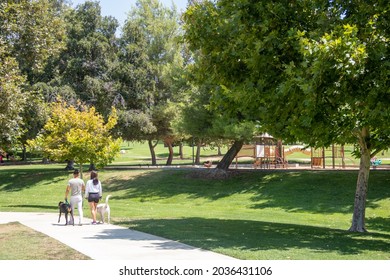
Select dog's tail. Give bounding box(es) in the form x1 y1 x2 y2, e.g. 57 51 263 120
105 194 112 204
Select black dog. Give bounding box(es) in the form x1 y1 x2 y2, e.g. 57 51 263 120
58 201 74 226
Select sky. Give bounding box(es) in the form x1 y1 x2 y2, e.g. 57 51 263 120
70 0 189 27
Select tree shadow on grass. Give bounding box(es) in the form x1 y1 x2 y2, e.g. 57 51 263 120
103 169 390 215
117 217 390 260
0 167 65 192
5 205 58 210
367 217 390 233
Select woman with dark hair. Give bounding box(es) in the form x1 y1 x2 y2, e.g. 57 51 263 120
85 171 102 224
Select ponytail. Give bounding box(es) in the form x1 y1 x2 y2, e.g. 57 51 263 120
90 171 99 185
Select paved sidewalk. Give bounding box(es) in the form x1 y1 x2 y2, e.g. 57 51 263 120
0 212 235 260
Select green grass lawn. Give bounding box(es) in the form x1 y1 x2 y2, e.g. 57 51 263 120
112 141 390 167
104 141 227 166
0 163 389 260
9 140 390 167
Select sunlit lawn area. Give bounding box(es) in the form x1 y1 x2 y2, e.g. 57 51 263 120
0 160 389 259
106 141 390 167
103 141 228 166
10 141 390 167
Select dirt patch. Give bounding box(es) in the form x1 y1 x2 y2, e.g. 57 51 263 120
186 168 255 180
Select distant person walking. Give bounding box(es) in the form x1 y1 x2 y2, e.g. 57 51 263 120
85 171 102 225
64 169 85 225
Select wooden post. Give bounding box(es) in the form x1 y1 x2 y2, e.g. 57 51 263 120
311 148 313 169
322 148 325 169
332 144 335 169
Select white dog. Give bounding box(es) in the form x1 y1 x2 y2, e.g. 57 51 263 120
97 195 111 224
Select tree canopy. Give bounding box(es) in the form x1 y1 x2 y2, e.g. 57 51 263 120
45 0 119 114
0 0 188 167
0 0 67 148
0 40 26 146
0 0 66 84
116 0 184 165
183 0 390 231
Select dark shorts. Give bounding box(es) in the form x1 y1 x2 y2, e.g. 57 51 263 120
88 193 100 203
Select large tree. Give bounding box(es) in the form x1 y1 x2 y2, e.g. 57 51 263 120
45 0 119 116
28 100 121 177
282 22 390 233
175 84 215 165
183 0 390 231
0 0 66 149
177 81 257 168
0 40 26 147
117 0 183 165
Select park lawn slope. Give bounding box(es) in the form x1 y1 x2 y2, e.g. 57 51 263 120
0 165 389 259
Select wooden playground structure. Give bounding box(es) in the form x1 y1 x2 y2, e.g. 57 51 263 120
234 134 350 169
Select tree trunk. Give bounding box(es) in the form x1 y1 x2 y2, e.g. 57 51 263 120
148 139 158 166
349 127 371 232
22 145 27 161
79 163 84 179
179 142 184 160
65 160 74 170
195 139 202 165
216 139 244 171
165 140 174 165
89 163 96 171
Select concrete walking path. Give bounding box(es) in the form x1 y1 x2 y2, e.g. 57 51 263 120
0 212 235 260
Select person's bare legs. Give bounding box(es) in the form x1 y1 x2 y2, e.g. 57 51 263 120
89 201 97 224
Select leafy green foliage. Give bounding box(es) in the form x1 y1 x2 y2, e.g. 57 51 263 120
0 0 66 83
115 0 184 164
0 0 67 148
28 100 121 171
184 0 390 151
0 41 26 146
46 1 119 116
183 0 390 230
